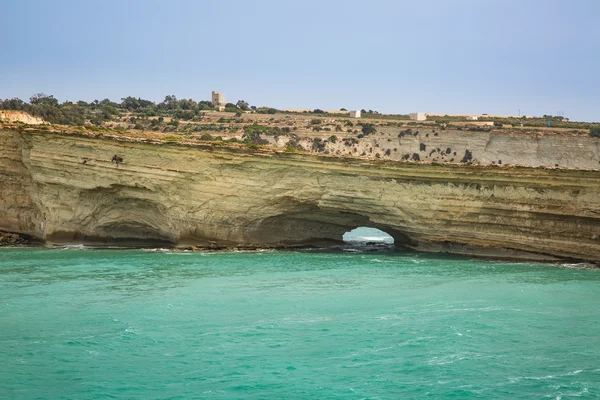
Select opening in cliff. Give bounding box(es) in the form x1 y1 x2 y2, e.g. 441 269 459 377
343 227 395 246
245 207 412 249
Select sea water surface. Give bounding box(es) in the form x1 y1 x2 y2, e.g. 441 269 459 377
1 246 599 399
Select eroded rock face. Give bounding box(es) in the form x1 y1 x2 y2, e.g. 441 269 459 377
270 128 600 170
0 231 28 246
1 129 599 262
0 111 47 125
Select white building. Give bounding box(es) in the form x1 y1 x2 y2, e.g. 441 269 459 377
349 110 361 118
409 112 427 121
211 91 226 111
465 115 479 121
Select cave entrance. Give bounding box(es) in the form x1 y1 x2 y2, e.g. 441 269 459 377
246 207 412 249
343 227 395 245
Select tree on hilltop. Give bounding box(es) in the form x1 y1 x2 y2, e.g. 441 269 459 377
30 93 58 106
236 100 250 111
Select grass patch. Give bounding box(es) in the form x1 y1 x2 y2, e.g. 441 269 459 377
162 135 182 142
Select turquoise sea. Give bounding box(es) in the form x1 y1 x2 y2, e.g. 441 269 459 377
1 246 599 399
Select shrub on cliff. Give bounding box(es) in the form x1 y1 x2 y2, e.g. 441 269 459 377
591 126 600 138
244 143 263 150
461 150 473 163
90 115 105 126
285 138 303 151
312 138 326 152
361 123 377 136
244 123 271 135
242 125 269 145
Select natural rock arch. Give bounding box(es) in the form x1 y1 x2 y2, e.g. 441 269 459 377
243 205 411 248
343 227 395 245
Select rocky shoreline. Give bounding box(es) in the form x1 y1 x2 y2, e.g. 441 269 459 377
176 242 314 252
2 232 598 268
0 231 32 246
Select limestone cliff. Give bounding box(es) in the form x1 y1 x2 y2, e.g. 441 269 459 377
269 127 600 170
0 111 47 125
1 128 599 262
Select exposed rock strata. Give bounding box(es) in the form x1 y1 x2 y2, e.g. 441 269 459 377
1 128 599 262
272 128 600 170
0 111 47 125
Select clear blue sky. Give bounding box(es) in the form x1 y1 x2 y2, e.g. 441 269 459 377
2 0 599 121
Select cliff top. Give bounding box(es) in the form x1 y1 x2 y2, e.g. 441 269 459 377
3 118 599 172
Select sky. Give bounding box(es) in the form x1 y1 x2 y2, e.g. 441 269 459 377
2 0 599 121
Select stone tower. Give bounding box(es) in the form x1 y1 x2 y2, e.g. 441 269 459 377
211 91 226 111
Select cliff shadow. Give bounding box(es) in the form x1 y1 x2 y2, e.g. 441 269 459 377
44 185 176 247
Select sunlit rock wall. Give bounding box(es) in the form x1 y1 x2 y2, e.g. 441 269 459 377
1 129 599 262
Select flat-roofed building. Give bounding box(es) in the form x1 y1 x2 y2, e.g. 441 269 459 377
349 110 361 118
409 112 427 121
